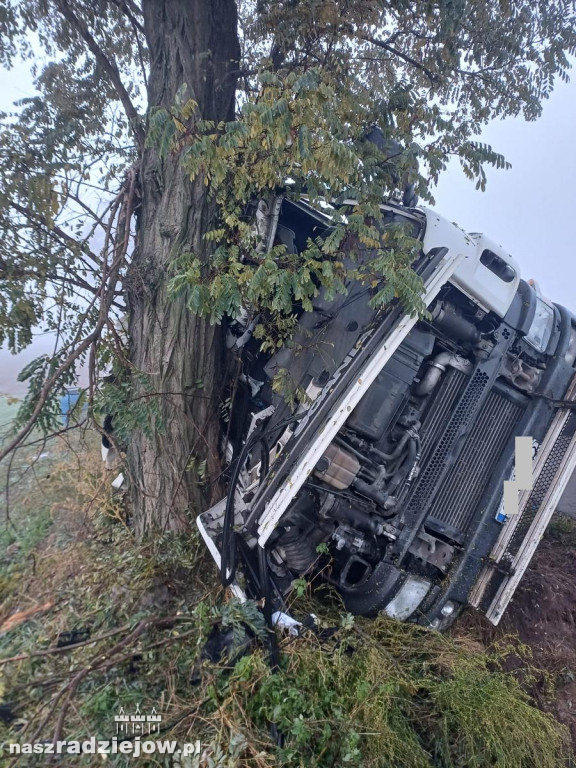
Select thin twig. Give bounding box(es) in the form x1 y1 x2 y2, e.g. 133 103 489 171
0 624 132 666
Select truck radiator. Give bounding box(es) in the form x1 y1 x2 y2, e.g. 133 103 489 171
416 369 522 539
418 368 469 467
425 390 522 536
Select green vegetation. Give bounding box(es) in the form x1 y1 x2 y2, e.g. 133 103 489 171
219 619 569 768
2 1 576 532
0 438 573 767
1 3 576 764
545 514 576 550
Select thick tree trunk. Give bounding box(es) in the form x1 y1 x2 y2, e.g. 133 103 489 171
126 0 240 536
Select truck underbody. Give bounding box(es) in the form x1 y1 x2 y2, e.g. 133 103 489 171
198 196 576 630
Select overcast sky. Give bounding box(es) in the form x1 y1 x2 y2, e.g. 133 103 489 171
0 52 575 395
433 75 576 310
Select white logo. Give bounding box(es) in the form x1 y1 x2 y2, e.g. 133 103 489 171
114 703 162 736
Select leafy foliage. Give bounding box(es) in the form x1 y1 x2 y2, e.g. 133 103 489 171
0 0 576 438
0 0 575 506
1 7 576 764
158 69 430 340
96 370 165 445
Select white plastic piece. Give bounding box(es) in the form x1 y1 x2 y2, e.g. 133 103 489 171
271 611 303 636
384 575 431 621
111 473 124 489
441 601 455 617
245 405 275 443
196 503 247 603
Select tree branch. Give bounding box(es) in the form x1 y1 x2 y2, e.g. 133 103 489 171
0 263 97 297
8 199 101 269
0 623 132 666
360 34 439 85
0 173 136 465
55 0 145 150
107 0 148 88
107 0 145 34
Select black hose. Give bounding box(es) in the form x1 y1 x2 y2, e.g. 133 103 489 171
369 431 411 462
258 547 280 669
220 434 283 746
257 545 285 746
221 431 269 587
387 437 418 496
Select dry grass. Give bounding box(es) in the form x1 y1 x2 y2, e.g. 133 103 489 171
0 434 574 767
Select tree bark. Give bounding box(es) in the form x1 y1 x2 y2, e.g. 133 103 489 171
126 0 240 536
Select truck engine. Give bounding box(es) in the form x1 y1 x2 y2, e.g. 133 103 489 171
198 195 576 630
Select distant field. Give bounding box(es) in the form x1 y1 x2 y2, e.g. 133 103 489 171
0 337 56 398
0 338 89 398
0 396 20 435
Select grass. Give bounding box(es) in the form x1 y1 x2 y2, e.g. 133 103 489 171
0 434 573 767
205 611 570 768
545 513 576 549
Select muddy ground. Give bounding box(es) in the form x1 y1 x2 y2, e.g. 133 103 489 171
463 515 576 746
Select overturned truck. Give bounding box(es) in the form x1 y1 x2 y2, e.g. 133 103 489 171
198 196 576 630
